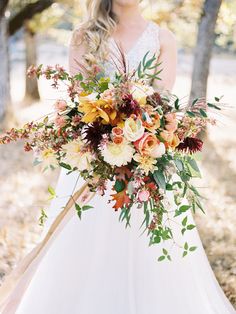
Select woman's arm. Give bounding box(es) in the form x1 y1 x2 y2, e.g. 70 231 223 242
68 29 87 77
152 28 177 93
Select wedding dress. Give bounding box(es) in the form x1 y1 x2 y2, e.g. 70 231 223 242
1 21 235 314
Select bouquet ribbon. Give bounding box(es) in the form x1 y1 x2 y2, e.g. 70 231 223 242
0 182 95 314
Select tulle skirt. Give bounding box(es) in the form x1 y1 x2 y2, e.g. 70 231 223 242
2 168 235 314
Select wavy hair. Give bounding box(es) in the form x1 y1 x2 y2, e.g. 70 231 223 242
71 0 117 67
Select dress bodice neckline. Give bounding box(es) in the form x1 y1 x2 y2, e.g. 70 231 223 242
103 20 161 81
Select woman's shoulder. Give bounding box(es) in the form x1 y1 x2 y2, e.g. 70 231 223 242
150 21 176 50
158 25 176 48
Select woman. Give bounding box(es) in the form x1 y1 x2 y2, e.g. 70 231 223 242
0 0 235 313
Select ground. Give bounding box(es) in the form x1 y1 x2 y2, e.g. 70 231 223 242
0 37 235 308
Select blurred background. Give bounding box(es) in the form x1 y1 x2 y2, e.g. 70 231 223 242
0 0 235 308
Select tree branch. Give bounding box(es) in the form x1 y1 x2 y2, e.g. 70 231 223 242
0 0 9 17
8 0 54 36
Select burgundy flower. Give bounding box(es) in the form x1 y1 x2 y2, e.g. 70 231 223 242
119 94 141 116
176 137 203 154
83 122 112 150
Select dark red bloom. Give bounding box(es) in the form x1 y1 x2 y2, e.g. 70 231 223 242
119 94 141 116
83 122 112 150
176 137 203 154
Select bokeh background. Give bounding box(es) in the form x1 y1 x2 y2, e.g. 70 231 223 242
0 0 235 308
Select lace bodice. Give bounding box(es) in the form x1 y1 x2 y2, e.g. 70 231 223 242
102 21 161 81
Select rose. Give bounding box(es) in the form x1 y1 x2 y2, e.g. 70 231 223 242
160 130 180 149
165 112 178 132
130 82 154 106
134 132 165 158
123 117 145 142
54 114 67 128
138 190 150 202
54 99 67 112
112 127 123 137
143 112 161 132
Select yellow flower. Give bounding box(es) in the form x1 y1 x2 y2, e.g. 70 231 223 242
133 153 157 175
78 99 117 124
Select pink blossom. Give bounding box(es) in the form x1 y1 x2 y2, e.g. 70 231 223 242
54 115 67 128
54 100 67 112
138 190 150 202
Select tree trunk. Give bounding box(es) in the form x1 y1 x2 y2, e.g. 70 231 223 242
190 0 222 101
24 21 40 104
0 16 10 123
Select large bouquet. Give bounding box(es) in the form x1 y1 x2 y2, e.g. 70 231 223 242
0 52 221 260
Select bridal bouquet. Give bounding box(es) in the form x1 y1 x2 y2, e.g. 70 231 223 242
0 52 221 260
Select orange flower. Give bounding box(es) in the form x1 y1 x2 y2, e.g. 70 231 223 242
78 99 117 124
160 130 180 149
143 112 160 132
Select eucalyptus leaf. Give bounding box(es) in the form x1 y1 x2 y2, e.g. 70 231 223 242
153 171 166 190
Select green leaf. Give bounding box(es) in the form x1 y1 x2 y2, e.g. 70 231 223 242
184 242 188 250
163 248 168 255
199 108 207 117
39 208 48 227
174 159 184 172
114 180 126 193
207 102 221 110
174 98 180 110
187 224 196 230
59 162 72 170
192 98 199 106
167 255 171 261
183 251 188 257
74 73 83 81
82 205 94 211
189 246 197 252
186 111 195 117
182 216 188 226
188 158 201 174
48 186 56 199
158 255 165 262
75 203 82 219
153 171 166 190
142 51 150 67
179 205 191 213
181 228 186 235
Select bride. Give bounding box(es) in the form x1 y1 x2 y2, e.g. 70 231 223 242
0 0 235 313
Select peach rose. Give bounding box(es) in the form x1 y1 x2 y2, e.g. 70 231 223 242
160 131 180 149
165 112 178 132
134 133 165 158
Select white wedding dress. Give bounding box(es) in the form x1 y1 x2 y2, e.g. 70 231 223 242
1 21 235 314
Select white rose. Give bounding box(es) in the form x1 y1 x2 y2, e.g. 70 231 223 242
150 142 166 158
123 117 145 142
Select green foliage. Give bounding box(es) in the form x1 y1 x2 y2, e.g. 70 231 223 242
39 208 48 226
75 203 94 220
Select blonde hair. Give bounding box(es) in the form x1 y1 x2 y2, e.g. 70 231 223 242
71 0 117 67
